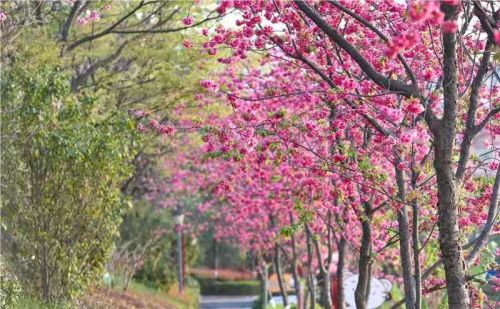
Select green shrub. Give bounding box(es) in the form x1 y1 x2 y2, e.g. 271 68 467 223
0 258 22 308
196 278 260 295
1 64 140 303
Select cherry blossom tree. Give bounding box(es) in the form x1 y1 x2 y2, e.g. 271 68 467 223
192 1 499 308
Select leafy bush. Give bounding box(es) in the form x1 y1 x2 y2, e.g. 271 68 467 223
0 258 22 308
197 278 260 295
0 64 140 303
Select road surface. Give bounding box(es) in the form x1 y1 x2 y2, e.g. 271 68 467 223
199 295 258 309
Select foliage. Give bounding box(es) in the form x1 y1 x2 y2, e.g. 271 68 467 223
196 278 261 296
0 63 140 302
0 257 22 309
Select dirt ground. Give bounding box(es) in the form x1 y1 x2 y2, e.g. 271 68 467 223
80 287 177 309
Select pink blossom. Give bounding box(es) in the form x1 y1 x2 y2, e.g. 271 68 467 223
489 162 498 170
333 154 346 163
183 39 193 49
149 119 159 129
88 10 100 22
200 79 219 92
137 123 148 132
158 124 175 136
0 11 7 22
77 15 89 25
494 30 500 46
381 106 404 123
183 16 194 26
404 99 425 115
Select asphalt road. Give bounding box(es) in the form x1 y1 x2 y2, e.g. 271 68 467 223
199 295 258 309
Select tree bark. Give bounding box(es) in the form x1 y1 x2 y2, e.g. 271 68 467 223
411 171 422 309
431 3 470 308
274 244 289 307
290 213 304 309
305 226 316 309
336 234 347 309
355 202 373 309
40 241 50 302
308 224 333 309
60 1 81 42
394 158 416 309
262 262 269 307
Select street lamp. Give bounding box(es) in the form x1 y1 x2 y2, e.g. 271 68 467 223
173 207 185 294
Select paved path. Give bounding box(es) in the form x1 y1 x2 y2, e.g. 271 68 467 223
199 295 258 309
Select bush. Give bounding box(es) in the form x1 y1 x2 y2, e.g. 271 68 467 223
196 278 260 295
0 258 22 308
1 64 140 303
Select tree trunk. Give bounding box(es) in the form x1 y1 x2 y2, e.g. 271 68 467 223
60 1 81 41
306 227 316 309
432 3 470 308
311 235 332 309
320 263 332 309
40 241 50 302
274 244 289 307
411 171 422 309
308 272 316 309
355 203 373 309
434 134 470 308
395 158 416 309
290 213 304 309
336 235 347 309
262 262 269 307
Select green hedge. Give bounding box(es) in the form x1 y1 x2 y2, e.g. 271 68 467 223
196 278 260 296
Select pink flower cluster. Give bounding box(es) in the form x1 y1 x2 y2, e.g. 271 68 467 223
182 16 194 26
385 32 419 59
200 79 219 92
183 39 193 49
386 0 457 58
404 99 425 116
380 106 404 123
77 10 101 25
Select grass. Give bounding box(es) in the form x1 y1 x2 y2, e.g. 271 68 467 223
14 296 71 309
122 280 200 309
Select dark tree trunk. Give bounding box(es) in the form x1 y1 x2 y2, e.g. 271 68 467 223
290 213 304 309
336 235 347 309
274 244 289 307
312 235 332 309
40 242 50 302
305 227 316 309
432 3 470 308
411 171 422 309
434 133 470 308
355 203 373 309
60 1 81 42
395 158 416 309
261 262 269 307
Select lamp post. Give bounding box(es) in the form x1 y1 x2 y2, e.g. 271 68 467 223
173 207 185 294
